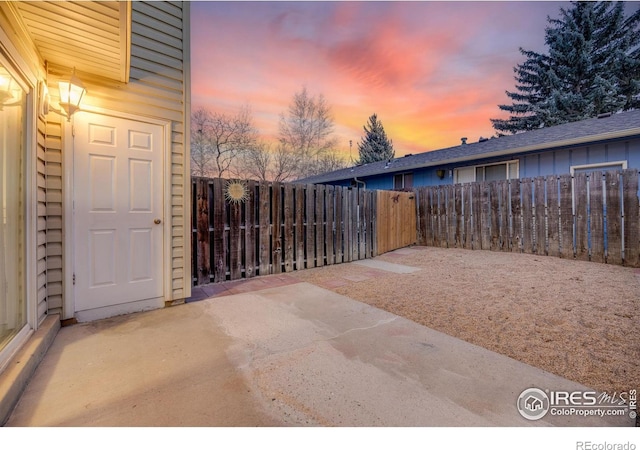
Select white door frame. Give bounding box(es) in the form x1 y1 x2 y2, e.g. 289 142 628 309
63 107 172 320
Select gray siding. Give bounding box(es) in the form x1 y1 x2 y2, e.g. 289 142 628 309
44 117 63 317
130 1 189 300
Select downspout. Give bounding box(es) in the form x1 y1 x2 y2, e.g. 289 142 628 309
354 177 366 190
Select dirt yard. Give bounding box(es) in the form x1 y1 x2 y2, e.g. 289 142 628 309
292 246 639 394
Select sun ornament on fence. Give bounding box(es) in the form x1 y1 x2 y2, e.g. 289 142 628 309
225 179 249 204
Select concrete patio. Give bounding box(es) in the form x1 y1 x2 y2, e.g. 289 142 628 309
3 256 633 426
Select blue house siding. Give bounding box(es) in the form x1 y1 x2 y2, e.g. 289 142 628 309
339 136 640 191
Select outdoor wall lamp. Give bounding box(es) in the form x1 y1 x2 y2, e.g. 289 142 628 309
436 169 446 180
42 68 86 121
57 69 86 121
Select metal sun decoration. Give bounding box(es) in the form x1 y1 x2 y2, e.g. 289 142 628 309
225 180 249 204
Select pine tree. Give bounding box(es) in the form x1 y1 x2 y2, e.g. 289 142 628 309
492 1 640 134
357 114 394 164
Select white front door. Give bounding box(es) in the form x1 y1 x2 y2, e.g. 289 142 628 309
73 112 164 314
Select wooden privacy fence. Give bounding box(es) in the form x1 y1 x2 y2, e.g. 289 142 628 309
414 169 640 267
192 178 380 285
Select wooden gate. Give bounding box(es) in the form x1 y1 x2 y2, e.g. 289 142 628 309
376 190 417 254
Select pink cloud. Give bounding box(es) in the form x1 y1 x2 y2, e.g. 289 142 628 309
191 1 567 156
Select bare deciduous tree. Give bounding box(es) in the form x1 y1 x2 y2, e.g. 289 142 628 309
237 140 301 182
278 86 346 179
237 140 272 181
190 105 257 178
191 107 214 177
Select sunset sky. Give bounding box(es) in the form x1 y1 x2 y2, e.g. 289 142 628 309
191 1 569 158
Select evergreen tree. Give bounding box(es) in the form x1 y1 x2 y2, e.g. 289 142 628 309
492 1 640 134
357 114 394 164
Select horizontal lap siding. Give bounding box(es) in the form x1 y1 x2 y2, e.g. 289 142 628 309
42 1 190 314
36 116 49 323
44 117 64 319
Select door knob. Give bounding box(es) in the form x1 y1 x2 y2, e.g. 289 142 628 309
154 219 162 225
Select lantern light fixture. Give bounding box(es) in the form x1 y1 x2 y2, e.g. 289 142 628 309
57 68 86 121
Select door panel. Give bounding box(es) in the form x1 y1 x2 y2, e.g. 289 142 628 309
74 113 163 312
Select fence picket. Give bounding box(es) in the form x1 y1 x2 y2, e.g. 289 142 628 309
283 183 294 273
510 179 522 252
245 180 256 278
462 184 472 249
521 179 534 254
605 171 623 265
195 179 211 285
574 173 589 261
622 169 640 266
558 174 574 258
534 177 546 255
589 172 605 263
229 200 242 280
295 184 305 270
497 181 508 251
305 183 316 268
259 182 270 275
489 182 500 250
546 176 560 257
335 186 344 263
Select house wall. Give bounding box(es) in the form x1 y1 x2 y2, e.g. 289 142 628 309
334 136 640 192
42 1 190 315
0 5 49 326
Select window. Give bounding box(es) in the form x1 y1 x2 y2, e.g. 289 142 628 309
454 160 519 184
393 172 413 190
570 161 627 175
0 61 27 356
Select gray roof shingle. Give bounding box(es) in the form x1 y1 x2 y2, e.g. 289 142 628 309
296 109 640 184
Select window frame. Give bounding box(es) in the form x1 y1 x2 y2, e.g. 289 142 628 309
393 172 413 190
0 33 38 373
570 161 627 175
454 159 519 184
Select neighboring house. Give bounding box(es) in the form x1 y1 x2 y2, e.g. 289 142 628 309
297 110 640 191
0 1 191 422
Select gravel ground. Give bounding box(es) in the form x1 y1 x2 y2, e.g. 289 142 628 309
292 246 639 394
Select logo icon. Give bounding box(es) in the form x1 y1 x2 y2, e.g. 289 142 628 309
517 388 550 420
